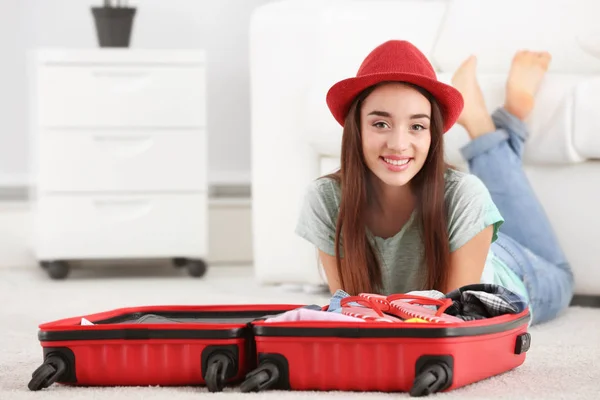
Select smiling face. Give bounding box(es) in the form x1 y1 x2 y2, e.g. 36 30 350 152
360 82 432 188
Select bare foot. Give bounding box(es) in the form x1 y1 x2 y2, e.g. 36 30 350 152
504 50 551 120
451 55 495 139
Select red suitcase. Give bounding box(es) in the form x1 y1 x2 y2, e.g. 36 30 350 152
28 303 301 392
240 295 531 397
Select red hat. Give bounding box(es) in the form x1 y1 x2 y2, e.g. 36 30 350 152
326 40 464 133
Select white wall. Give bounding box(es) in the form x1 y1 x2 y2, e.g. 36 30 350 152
0 0 276 188
0 0 29 186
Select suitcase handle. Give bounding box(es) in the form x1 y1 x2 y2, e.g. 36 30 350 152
386 294 453 317
340 296 386 317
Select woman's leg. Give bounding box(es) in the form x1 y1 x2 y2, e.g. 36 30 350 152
492 232 573 325
451 52 574 324
450 51 568 267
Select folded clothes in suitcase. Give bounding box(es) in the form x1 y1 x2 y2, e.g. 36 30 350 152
241 288 531 397
28 304 301 392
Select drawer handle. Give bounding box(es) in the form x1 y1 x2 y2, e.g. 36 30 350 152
91 71 149 78
93 135 154 158
91 70 151 93
94 198 150 205
93 199 153 222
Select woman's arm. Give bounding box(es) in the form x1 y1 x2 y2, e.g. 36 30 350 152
318 250 343 294
445 225 494 293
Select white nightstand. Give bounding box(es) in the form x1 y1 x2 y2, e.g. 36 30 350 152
28 49 208 279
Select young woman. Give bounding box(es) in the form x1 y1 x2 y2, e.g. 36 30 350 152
295 40 573 325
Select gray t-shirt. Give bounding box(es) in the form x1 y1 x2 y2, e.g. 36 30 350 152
295 168 511 295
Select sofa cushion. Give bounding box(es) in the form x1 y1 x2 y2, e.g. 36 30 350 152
573 77 600 159
440 71 599 165
310 0 448 84
432 0 600 74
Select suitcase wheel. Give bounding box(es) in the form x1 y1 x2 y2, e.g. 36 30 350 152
239 361 280 393
410 361 452 397
28 354 67 391
205 352 236 393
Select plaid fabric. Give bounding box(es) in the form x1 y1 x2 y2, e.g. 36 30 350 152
444 283 528 321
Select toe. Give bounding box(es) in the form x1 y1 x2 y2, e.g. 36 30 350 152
529 51 551 69
512 50 529 65
458 54 477 71
452 55 478 84
539 51 552 68
525 50 537 64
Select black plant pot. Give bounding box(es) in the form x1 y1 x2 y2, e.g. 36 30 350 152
91 7 136 48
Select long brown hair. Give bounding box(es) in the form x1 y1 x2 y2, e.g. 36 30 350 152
324 82 450 295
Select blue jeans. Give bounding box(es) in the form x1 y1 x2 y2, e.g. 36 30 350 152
459 108 574 326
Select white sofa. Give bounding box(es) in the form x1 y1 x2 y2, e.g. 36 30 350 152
249 0 600 295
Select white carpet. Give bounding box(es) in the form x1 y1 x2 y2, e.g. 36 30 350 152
1 263 599 400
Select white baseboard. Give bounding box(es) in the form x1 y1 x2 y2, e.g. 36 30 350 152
208 171 251 187
0 173 31 187
0 202 32 268
207 197 253 264
0 198 253 269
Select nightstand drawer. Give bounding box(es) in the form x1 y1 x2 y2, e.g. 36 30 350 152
36 65 205 128
34 193 207 259
37 131 207 192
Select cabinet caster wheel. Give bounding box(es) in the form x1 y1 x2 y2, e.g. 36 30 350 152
42 261 70 280
171 258 208 277
172 257 187 268
187 259 207 277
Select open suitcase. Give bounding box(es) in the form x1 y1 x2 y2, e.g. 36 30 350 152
240 293 532 397
29 288 531 397
28 303 301 392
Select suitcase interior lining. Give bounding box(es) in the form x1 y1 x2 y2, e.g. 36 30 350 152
96 310 290 325
38 310 297 342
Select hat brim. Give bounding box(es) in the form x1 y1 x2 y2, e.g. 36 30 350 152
326 72 464 133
